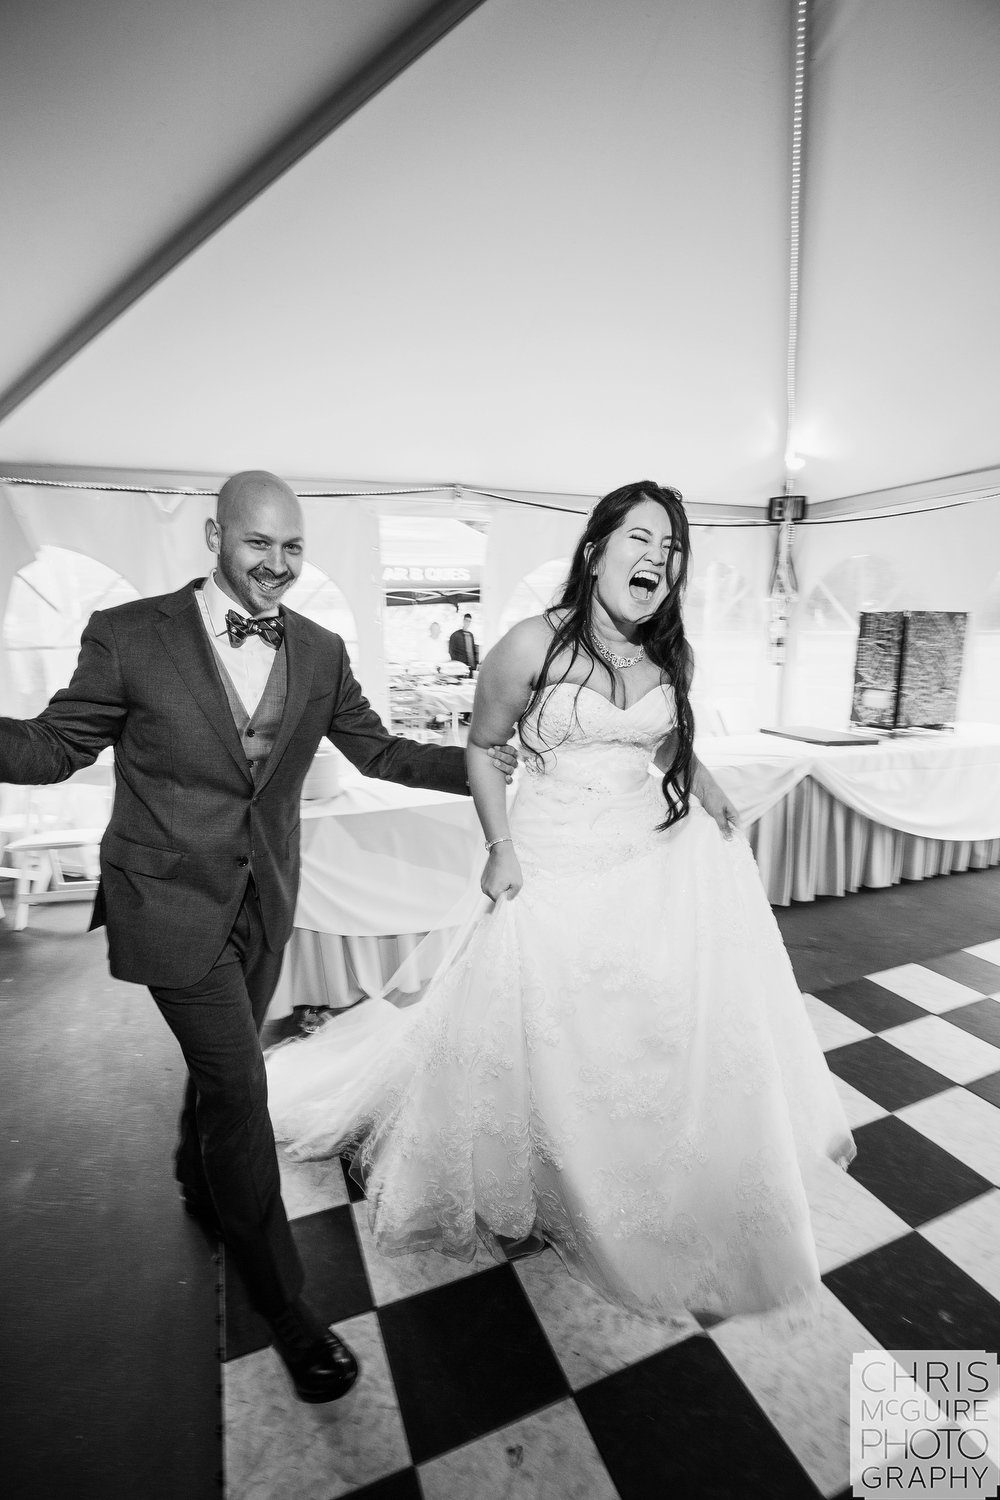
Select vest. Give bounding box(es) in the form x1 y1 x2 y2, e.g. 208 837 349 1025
213 645 288 782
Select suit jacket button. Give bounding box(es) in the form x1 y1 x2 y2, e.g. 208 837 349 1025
236 856 249 867
245 727 256 738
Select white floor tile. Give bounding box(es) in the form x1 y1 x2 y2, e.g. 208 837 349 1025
880 1015 1000 1085
513 1245 698 1390
806 1159 910 1274
223 1311 408 1500
964 939 1000 966
919 1189 1000 1302
897 1088 1000 1184
802 993 872 1050
418 1398 618 1500
351 1200 497 1305
710 1285 879 1499
867 964 983 1013
832 1073 889 1129
278 1154 350 1220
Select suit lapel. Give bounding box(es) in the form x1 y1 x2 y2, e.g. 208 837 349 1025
255 607 315 793
155 584 254 784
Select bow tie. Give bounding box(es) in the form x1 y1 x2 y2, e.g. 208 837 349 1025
225 609 284 649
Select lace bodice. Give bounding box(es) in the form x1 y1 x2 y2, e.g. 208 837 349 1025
520 681 674 786
511 681 676 873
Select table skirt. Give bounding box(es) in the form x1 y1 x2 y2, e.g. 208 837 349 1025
750 778 1000 906
271 788 1000 1017
268 926 454 1017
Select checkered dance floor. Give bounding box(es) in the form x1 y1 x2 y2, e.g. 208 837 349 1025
223 941 1000 1499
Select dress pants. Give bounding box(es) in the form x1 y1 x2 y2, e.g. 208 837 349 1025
150 882 303 1318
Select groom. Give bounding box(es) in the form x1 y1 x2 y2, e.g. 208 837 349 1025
0 470 509 1403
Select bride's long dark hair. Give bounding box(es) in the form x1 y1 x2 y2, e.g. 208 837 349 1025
518 480 695 830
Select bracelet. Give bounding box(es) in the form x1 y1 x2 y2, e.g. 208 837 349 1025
485 836 512 852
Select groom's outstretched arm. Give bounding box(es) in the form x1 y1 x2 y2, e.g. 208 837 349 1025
0 612 126 784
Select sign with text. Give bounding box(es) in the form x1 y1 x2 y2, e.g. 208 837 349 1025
382 564 482 587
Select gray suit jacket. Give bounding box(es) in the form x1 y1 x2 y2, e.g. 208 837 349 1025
0 581 468 986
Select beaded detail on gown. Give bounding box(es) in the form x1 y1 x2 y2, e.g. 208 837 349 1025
267 682 855 1325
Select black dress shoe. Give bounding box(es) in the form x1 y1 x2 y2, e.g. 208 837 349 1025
179 1186 222 1237
269 1300 359 1404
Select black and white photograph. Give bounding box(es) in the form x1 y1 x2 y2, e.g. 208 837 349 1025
2 3 999 1498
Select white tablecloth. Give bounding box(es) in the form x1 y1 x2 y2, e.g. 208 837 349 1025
268 772 480 1017
271 724 1000 1013
698 724 1000 905
412 682 476 739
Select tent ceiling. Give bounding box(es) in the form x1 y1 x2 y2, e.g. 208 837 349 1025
1 0 998 508
0 0 442 401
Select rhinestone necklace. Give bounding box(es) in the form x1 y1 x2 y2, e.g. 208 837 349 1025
592 634 645 670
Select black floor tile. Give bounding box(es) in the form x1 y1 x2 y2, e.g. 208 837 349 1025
223 1203 372 1360
377 1264 568 1465
967 1071 1000 1109
350 1470 422 1500
941 997 1000 1049
341 1152 367 1203
824 1231 1000 1352
575 1333 821 1500
824 1036 952 1112
290 1203 374 1325
812 978 925 1033
846 1116 992 1228
919 951 1000 995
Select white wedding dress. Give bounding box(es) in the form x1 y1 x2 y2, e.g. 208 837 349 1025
267 682 855 1326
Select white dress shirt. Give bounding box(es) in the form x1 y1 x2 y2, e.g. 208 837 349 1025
196 572 280 716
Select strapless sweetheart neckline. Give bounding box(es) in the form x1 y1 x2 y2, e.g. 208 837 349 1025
542 680 670 714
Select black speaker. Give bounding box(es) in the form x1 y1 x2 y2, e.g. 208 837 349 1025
767 495 807 522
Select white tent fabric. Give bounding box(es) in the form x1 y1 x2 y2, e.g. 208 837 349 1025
0 0 998 730
1 0 997 506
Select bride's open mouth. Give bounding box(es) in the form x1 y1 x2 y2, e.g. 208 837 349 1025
628 568 660 603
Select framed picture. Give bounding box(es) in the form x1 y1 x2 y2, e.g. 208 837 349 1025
851 611 967 729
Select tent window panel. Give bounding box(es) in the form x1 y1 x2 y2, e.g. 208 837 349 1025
3 546 140 714
960 571 1000 724
283 562 358 660
685 562 768 732
498 558 569 636
789 554 904 727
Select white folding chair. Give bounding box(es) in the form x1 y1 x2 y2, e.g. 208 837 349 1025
4 760 115 930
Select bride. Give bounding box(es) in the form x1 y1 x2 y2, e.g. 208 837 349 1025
267 480 855 1327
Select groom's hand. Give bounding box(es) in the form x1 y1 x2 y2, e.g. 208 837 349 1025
487 742 519 784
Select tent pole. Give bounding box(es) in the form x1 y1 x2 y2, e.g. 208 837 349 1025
772 0 810 728
0 0 490 425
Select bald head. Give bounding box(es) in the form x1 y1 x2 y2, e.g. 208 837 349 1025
216 470 302 531
207 470 305 616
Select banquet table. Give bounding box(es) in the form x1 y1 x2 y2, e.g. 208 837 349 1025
269 723 1000 1015
412 681 476 740
697 723 1000 905
267 769 480 1018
